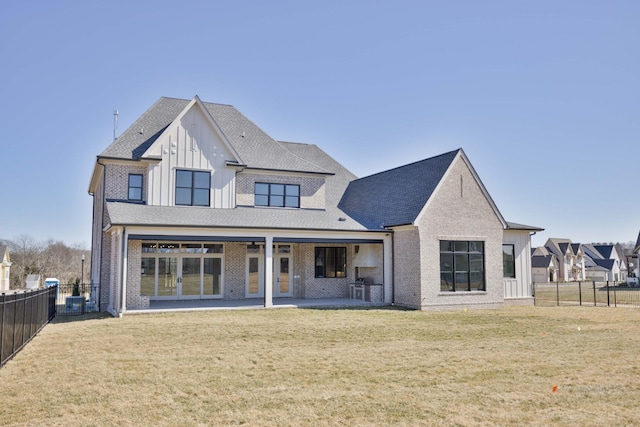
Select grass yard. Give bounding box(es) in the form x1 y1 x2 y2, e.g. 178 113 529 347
1 306 640 426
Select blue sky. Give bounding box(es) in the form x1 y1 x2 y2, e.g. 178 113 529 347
0 0 638 249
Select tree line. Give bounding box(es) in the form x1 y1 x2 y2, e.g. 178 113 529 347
1 234 90 289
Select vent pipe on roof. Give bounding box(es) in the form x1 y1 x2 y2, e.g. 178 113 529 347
354 244 379 268
113 110 119 141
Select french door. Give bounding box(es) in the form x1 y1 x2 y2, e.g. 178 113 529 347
274 255 292 297
145 255 222 299
245 245 293 298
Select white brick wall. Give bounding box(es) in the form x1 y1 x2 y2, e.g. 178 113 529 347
236 173 325 209
392 226 423 308
417 156 505 310
104 164 147 201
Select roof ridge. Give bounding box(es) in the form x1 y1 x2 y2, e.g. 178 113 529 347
159 95 235 108
350 148 461 182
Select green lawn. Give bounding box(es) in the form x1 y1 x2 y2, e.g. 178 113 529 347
1 306 639 426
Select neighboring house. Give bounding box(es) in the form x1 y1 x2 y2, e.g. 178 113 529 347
531 246 559 283
88 96 542 315
583 243 627 282
0 245 11 292
543 238 585 282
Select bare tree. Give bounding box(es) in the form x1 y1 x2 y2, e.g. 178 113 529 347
2 235 90 289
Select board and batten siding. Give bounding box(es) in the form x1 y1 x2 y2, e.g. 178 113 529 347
503 229 534 303
145 105 236 208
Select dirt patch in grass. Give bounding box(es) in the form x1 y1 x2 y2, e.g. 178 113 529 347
1 306 639 426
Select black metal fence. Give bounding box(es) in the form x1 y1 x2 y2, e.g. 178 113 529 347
1 286 56 368
55 283 100 316
533 281 640 308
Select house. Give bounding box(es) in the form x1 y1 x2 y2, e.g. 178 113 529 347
0 245 10 292
88 96 542 315
582 243 627 282
531 246 559 283
542 238 586 282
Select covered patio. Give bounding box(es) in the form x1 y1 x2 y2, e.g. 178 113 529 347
126 297 389 314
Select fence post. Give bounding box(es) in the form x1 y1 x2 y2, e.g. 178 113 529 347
606 281 610 307
556 281 560 306
593 281 597 307
578 281 582 306
614 282 617 307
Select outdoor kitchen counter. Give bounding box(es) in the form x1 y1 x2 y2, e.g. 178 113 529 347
349 282 383 303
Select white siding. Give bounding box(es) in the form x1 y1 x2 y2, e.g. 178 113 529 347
146 106 236 208
503 230 533 301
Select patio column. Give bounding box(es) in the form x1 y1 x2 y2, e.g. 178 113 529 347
383 234 393 303
264 235 273 307
120 227 128 316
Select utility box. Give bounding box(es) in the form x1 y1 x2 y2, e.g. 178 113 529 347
26 275 41 289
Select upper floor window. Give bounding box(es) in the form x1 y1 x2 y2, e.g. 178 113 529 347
502 244 515 278
128 174 143 201
176 170 210 206
440 240 485 292
255 183 300 208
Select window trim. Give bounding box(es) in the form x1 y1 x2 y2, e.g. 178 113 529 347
175 169 211 207
314 247 347 278
440 240 485 292
254 182 300 208
502 244 516 278
128 174 143 201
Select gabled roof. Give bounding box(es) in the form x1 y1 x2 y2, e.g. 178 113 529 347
337 149 506 230
546 238 574 257
582 243 604 260
337 150 459 229
592 245 614 259
558 242 572 256
592 258 616 270
98 96 331 175
532 254 557 268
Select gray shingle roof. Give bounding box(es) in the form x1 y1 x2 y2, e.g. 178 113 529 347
338 150 460 229
100 97 330 174
106 201 369 232
532 254 556 268
506 221 544 231
278 141 357 207
592 245 614 259
592 258 615 270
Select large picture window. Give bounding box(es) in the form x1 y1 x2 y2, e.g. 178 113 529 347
176 170 210 206
502 244 516 278
315 247 346 278
440 241 485 292
255 183 300 208
128 174 143 201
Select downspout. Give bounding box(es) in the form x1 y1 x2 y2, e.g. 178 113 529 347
120 226 127 317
